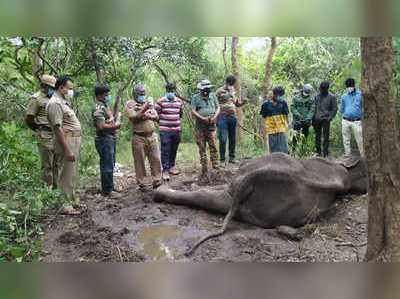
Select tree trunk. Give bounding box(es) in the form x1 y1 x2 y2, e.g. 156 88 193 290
261 37 278 149
361 37 400 262
90 38 103 84
261 37 278 99
231 36 243 141
222 37 229 75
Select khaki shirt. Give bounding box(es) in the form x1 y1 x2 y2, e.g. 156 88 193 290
216 85 237 116
125 99 156 135
47 91 81 132
26 91 51 127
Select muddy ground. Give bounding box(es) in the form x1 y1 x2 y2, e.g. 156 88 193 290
41 163 368 262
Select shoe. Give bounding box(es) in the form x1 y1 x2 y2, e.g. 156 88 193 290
229 159 239 164
169 167 180 175
212 165 220 170
153 180 163 189
162 172 170 182
102 191 122 199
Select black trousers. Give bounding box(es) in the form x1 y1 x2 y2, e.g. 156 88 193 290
313 120 331 157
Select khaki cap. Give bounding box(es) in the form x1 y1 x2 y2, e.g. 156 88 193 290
40 74 57 88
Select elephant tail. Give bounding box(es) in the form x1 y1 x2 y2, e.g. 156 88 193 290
185 192 237 256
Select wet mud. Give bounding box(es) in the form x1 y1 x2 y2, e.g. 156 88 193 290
41 164 368 262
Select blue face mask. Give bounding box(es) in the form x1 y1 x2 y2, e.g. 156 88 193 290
137 95 146 103
105 95 112 105
166 92 175 100
47 87 55 98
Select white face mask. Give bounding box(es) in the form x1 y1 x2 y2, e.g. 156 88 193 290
66 89 74 99
347 87 355 94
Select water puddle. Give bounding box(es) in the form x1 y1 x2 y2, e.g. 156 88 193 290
138 225 180 260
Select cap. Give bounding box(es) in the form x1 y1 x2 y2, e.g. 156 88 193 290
197 79 214 91
303 84 313 95
40 74 56 88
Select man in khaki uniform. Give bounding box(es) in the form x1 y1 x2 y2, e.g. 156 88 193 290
25 74 59 188
47 76 81 215
125 84 162 191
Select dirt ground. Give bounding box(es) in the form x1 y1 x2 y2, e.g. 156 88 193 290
41 162 368 262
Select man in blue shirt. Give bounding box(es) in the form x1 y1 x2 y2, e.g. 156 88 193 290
340 78 364 157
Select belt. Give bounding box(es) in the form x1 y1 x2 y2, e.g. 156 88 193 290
38 126 52 132
343 117 361 122
133 131 154 137
64 130 82 137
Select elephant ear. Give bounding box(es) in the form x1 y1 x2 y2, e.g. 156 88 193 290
337 156 361 169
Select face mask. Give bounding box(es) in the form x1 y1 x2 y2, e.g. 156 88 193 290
347 87 355 94
137 95 146 103
66 89 74 99
105 95 112 105
46 87 55 98
166 92 175 100
201 89 211 97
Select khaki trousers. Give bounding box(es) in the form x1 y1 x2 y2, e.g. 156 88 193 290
132 133 162 186
195 128 219 172
55 136 81 203
37 130 59 188
342 119 364 157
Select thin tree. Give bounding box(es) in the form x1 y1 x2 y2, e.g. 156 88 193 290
231 36 243 140
260 37 278 147
361 37 400 262
222 37 229 75
261 37 278 99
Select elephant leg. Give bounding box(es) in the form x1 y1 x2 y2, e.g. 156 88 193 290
153 185 231 215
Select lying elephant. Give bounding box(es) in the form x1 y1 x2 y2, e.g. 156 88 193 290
153 153 368 255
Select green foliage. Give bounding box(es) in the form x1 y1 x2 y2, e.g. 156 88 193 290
0 123 61 261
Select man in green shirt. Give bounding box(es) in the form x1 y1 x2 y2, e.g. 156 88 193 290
191 79 220 175
291 84 315 148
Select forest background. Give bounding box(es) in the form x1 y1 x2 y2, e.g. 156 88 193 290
0 37 399 261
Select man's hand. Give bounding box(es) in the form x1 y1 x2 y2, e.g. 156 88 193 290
65 150 76 162
209 116 217 124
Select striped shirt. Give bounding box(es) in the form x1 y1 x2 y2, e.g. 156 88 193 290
155 97 184 132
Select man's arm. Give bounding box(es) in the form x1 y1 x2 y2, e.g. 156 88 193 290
47 102 75 161
340 95 345 115
291 99 301 120
54 126 75 162
191 109 207 122
306 99 316 123
25 98 39 131
126 102 150 122
330 96 338 120
25 115 38 131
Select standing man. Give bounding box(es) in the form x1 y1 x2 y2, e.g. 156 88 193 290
25 74 59 188
92 85 121 197
260 86 289 154
191 79 220 176
155 82 184 181
341 78 364 157
291 84 315 148
313 81 338 157
215 75 245 165
47 76 81 215
125 84 162 191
